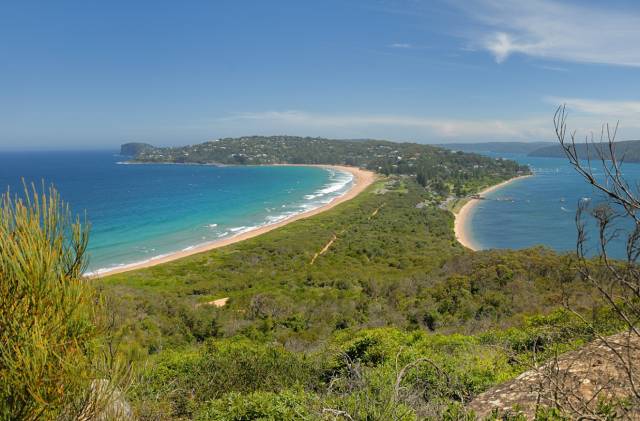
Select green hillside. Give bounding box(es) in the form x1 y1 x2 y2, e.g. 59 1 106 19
100 176 622 419
528 139 640 161
437 142 553 154
120 142 155 156
126 136 529 197
5 139 631 419
97 137 626 418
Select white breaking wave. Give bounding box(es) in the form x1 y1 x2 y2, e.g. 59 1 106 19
87 167 355 276
86 252 174 276
228 225 261 235
316 175 353 195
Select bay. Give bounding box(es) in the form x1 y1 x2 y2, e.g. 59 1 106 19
0 151 352 273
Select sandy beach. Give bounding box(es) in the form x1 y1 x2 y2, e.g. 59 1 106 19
94 165 376 277
454 174 533 251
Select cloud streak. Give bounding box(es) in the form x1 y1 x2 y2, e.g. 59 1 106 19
548 97 640 118
544 97 640 141
458 0 640 67
390 43 413 49
217 110 551 142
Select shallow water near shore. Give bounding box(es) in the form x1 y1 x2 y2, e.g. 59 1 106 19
469 152 640 259
0 151 352 273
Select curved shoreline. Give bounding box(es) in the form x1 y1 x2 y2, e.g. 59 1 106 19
454 175 533 251
93 165 376 277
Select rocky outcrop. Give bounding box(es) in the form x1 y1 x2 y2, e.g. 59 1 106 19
468 331 640 419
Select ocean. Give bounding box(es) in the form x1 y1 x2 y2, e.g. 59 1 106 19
469 153 640 259
0 151 353 273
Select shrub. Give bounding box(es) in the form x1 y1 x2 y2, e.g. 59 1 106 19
195 390 316 421
0 185 125 419
131 338 321 417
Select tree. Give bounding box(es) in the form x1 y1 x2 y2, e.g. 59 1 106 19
551 105 640 417
0 184 128 420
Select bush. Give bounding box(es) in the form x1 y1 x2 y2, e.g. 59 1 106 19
195 390 316 421
131 338 322 418
0 185 123 419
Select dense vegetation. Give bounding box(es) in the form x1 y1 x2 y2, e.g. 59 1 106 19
127 136 528 197
99 139 625 418
0 186 127 419
98 174 621 419
121 142 156 156
6 137 630 419
102 179 585 353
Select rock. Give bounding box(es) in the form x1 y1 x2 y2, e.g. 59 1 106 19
468 331 640 419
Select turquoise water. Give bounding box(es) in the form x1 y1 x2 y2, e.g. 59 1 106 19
0 151 353 273
469 153 640 258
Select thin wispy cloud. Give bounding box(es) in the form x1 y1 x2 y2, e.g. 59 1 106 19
390 43 413 49
217 110 550 141
535 65 569 73
458 0 640 67
543 97 640 141
548 97 640 118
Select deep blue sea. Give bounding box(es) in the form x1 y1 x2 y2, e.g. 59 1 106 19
469 152 640 259
0 151 353 273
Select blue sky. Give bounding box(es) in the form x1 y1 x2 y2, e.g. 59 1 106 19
2 0 640 149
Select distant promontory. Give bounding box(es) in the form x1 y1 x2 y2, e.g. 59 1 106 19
120 142 155 156
527 139 640 162
437 140 640 163
120 136 529 197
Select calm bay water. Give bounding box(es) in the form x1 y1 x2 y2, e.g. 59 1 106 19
470 153 640 259
0 151 352 273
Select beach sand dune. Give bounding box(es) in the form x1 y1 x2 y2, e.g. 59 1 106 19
95 165 376 277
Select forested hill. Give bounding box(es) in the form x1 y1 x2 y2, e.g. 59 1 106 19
528 139 640 161
437 141 553 154
120 142 155 156
125 136 529 195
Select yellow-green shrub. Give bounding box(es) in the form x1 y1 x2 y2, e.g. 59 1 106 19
0 185 121 419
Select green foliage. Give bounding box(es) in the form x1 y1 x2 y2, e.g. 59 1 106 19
97 175 617 418
484 407 530 420
102 179 466 353
103 180 583 359
130 136 528 198
5 138 633 417
120 142 155 156
194 390 316 421
441 402 477 421
127 323 602 419
95 148 627 418
0 185 123 419
131 339 321 419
